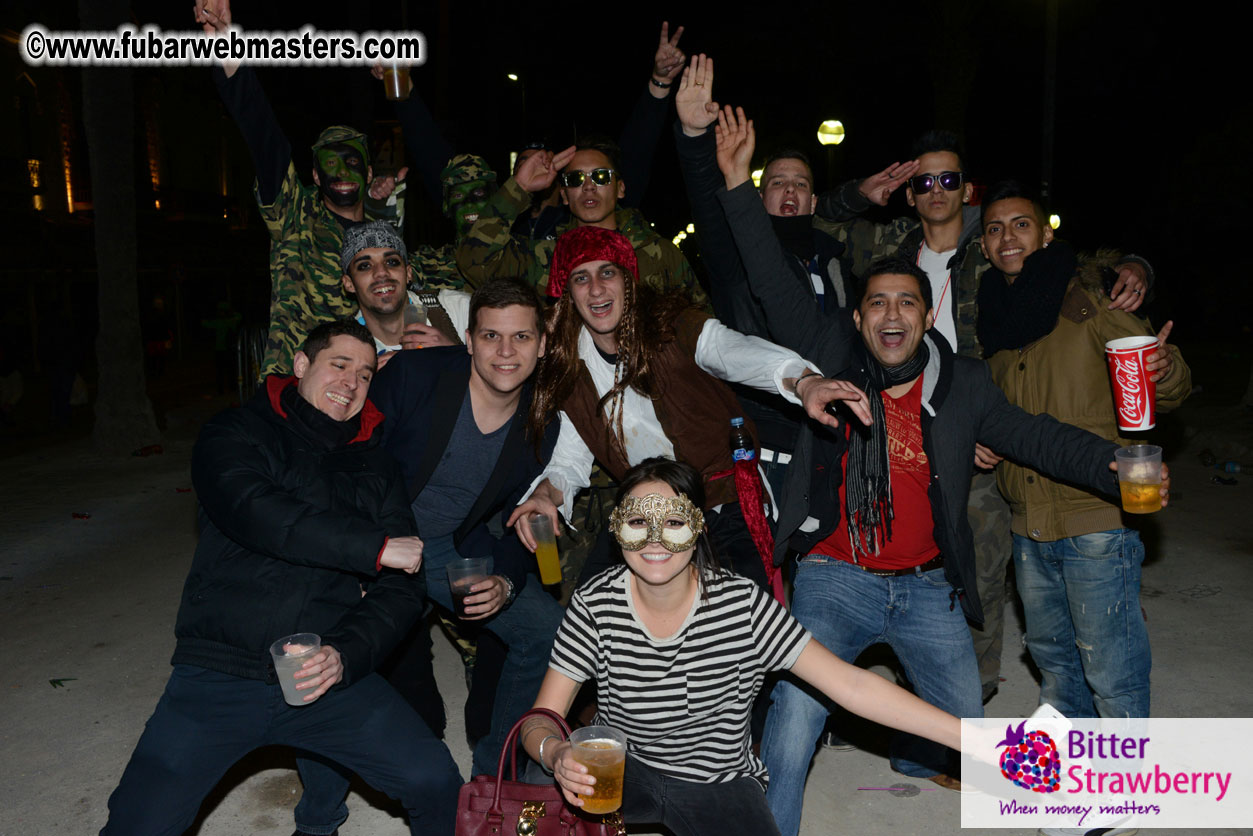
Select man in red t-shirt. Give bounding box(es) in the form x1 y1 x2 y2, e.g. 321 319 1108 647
725 257 1150 836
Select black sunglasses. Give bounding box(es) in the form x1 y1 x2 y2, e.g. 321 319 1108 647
908 171 964 193
560 168 616 188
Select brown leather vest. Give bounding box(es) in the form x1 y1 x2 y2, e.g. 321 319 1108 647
561 311 759 509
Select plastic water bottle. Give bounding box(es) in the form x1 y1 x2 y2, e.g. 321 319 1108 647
729 417 755 463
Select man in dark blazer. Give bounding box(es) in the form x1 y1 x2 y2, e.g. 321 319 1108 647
376 278 564 775
300 279 561 835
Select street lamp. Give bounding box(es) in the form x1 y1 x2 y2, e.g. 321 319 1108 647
505 73 526 146
817 120 845 146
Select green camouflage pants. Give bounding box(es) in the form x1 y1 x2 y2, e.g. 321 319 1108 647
967 471 1013 701
556 467 618 603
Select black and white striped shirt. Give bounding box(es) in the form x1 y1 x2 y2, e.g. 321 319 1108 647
550 565 811 786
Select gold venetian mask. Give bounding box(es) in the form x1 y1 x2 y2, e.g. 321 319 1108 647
608 492 705 553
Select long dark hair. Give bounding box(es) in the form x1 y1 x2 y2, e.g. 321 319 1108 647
614 457 723 580
527 283 695 453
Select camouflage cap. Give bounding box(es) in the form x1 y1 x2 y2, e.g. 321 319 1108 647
340 220 407 273
312 125 369 160
440 153 497 191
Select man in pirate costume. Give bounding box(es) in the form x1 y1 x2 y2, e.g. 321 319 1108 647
509 225 838 597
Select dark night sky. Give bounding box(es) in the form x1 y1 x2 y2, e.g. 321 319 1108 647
13 0 1253 339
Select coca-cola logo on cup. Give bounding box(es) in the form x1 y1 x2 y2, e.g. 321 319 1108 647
1111 355 1146 425
1104 336 1158 431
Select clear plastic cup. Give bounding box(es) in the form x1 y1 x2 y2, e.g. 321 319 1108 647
569 725 627 814
1114 444 1162 514
269 633 321 706
528 514 562 585
446 557 491 617
382 61 411 101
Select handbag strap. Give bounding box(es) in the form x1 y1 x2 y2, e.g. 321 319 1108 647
492 707 573 813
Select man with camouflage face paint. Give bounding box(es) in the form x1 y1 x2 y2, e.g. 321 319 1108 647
313 131 371 211
399 154 501 292
442 154 497 241
196 0 405 379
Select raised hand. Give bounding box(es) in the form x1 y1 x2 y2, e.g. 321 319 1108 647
858 160 921 206
1144 320 1174 382
193 0 239 76
676 54 719 137
193 0 231 33
368 165 408 201
1107 262 1149 312
652 22 686 86
515 145 577 194
714 105 755 189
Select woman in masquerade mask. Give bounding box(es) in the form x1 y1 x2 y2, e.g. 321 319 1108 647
521 458 965 836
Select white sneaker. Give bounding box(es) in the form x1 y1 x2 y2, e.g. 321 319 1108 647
1037 828 1138 836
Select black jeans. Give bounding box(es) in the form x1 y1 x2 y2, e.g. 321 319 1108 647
623 755 781 836
99 665 462 836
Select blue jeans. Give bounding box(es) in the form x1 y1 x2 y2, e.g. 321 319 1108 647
100 666 461 836
760 556 982 836
296 535 563 831
1013 528 1151 718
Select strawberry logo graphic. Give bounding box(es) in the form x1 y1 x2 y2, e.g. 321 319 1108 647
996 721 1061 793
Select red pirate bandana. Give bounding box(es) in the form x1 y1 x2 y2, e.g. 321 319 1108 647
546 226 639 298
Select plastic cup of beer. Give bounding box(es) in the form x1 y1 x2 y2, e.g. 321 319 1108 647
382 61 411 101
569 725 627 814
1115 444 1163 514
269 633 321 706
528 513 563 586
446 557 491 617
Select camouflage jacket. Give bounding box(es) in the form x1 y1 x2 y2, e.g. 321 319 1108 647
813 180 990 358
411 241 468 293
255 164 403 376
456 177 710 310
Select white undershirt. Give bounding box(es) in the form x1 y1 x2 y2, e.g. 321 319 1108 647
527 319 814 521
918 244 957 348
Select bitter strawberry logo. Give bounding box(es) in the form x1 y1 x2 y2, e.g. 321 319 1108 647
997 721 1061 793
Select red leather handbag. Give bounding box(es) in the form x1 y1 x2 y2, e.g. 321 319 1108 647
455 707 625 836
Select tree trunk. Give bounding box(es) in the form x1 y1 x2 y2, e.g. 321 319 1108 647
79 0 160 455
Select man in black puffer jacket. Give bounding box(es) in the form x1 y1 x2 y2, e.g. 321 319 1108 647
100 320 461 836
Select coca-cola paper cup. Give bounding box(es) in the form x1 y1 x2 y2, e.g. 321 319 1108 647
1105 335 1158 431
